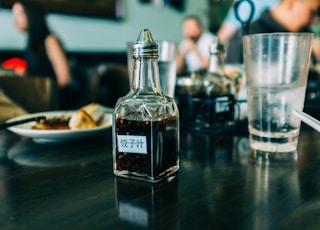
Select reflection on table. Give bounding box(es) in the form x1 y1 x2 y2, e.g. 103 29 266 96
0 125 319 229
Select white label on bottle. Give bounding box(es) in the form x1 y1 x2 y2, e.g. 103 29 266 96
117 135 148 154
215 96 229 113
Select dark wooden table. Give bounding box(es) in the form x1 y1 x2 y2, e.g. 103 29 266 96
0 125 320 230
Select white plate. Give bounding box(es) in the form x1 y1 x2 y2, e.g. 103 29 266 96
6 109 113 143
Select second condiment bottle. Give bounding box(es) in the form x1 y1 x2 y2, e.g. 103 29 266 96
203 36 235 96
198 36 236 127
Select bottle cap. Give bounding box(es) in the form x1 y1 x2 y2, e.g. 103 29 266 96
132 29 159 59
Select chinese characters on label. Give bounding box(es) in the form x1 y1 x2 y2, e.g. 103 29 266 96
117 135 148 154
215 96 230 113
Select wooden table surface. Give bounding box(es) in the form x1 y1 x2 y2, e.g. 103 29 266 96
0 125 319 230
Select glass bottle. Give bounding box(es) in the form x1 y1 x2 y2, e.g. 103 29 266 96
198 36 236 127
203 36 235 96
112 29 179 183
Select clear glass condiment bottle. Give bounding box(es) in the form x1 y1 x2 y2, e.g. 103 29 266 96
196 36 236 127
202 36 235 96
112 29 180 183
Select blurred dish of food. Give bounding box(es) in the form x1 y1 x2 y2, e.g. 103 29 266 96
6 103 113 142
32 103 108 130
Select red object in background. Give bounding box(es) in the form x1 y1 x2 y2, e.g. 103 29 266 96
2 57 27 74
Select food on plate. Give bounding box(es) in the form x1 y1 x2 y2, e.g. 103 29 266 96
68 109 97 129
32 114 70 130
80 103 106 124
32 103 107 130
225 67 243 96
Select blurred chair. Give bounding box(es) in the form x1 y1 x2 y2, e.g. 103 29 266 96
91 63 130 108
0 76 59 113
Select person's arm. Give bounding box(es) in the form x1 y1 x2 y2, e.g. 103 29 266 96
176 38 209 74
195 48 209 71
312 38 320 63
176 49 186 75
216 23 237 43
176 39 192 74
45 35 71 88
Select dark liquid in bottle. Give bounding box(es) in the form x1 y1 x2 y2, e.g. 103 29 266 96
175 93 235 128
115 117 178 178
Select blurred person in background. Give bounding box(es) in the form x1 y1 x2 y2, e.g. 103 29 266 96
176 15 216 75
12 0 80 109
217 0 279 44
225 0 320 63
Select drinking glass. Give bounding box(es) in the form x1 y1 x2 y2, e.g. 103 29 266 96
243 32 314 162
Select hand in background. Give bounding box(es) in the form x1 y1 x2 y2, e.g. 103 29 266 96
178 38 197 56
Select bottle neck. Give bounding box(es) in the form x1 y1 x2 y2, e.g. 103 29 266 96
208 52 225 75
131 57 162 95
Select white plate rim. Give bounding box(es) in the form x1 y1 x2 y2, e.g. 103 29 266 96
6 110 113 142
